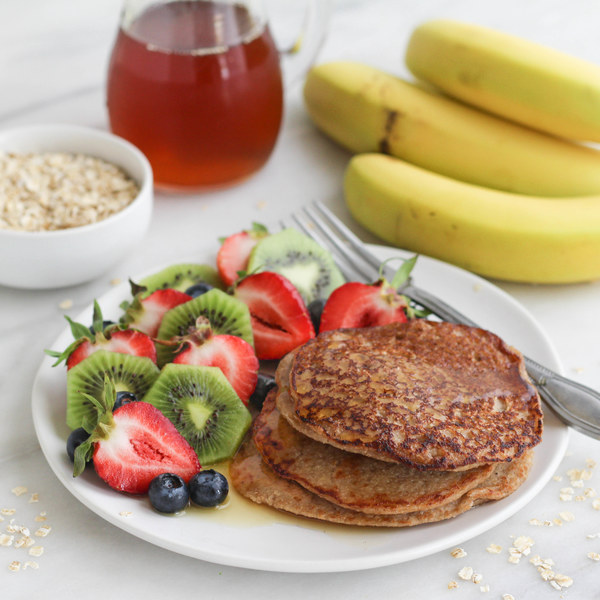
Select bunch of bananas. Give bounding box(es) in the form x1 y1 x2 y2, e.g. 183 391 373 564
303 20 600 283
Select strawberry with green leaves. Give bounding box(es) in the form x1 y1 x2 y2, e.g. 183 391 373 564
120 281 192 337
46 301 157 369
216 222 269 286
73 376 200 494
319 256 421 332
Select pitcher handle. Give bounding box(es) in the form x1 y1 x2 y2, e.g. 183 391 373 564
277 0 332 90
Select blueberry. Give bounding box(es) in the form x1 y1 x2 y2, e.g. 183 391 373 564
66 427 90 463
184 282 213 298
148 473 190 513
307 298 326 332
248 374 276 410
189 469 229 507
113 391 139 411
88 320 116 335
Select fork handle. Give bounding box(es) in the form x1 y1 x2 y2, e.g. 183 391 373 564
402 282 600 439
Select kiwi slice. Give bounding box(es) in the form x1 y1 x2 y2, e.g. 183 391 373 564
143 364 252 464
155 288 254 366
246 228 345 304
66 350 160 430
139 263 225 295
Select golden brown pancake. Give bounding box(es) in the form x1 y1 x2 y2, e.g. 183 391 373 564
230 434 534 527
279 320 543 470
254 390 494 514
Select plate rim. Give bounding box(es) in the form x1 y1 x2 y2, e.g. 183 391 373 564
31 245 570 573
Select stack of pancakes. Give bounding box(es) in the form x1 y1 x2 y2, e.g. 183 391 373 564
231 320 544 527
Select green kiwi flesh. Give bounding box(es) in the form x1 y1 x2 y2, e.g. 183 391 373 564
139 263 224 295
66 350 160 430
246 228 345 304
155 288 254 366
143 364 252 464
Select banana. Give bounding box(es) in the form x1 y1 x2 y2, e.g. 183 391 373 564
344 153 600 284
303 61 600 197
405 19 600 142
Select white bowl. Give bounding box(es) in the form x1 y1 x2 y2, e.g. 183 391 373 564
0 124 153 289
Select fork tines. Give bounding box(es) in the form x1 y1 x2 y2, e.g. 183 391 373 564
283 201 384 284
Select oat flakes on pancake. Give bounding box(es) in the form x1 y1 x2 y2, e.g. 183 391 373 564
279 320 543 470
230 435 534 527
254 390 494 515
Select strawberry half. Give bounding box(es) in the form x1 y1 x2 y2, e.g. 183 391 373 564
319 257 418 332
234 272 315 360
171 317 259 404
73 376 200 494
46 300 157 369
121 284 192 337
216 223 269 286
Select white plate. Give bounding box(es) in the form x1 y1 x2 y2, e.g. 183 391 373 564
32 245 569 573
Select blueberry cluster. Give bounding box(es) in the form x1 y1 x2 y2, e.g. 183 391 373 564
148 470 229 514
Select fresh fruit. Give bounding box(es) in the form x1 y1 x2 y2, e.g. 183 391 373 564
171 317 259 404
113 390 139 411
247 228 345 305
143 364 252 465
138 263 224 295
47 301 157 369
234 272 315 360
319 260 415 331
155 288 254 366
148 473 190 513
121 285 192 337
189 469 229 507
307 298 326 332
73 376 200 493
89 320 115 335
217 222 269 286
66 350 160 430
406 19 600 142
303 61 600 197
248 373 276 411
66 427 90 463
344 153 600 283
184 282 213 298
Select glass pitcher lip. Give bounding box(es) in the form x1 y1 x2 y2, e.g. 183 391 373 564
120 0 268 54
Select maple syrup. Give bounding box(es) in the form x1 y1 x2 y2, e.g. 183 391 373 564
106 1 284 189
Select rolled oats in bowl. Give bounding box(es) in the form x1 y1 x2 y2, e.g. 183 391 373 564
0 151 140 232
0 124 153 289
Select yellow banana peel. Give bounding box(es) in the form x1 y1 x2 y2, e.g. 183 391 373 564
406 19 600 142
303 61 600 197
344 153 600 284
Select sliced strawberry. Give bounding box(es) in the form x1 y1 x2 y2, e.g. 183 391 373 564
123 287 192 337
93 402 199 494
46 300 157 370
172 319 259 404
73 377 200 494
66 328 157 369
234 272 315 360
319 281 410 332
217 223 269 286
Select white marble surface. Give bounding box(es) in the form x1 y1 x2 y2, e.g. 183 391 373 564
1 1 600 598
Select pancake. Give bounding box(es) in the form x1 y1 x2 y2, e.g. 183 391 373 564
254 390 494 514
279 320 543 470
230 434 534 527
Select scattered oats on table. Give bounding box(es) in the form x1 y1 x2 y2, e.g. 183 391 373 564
0 151 139 232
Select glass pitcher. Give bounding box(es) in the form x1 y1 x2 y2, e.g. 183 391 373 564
106 0 330 191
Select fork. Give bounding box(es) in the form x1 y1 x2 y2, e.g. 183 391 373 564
283 200 600 440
